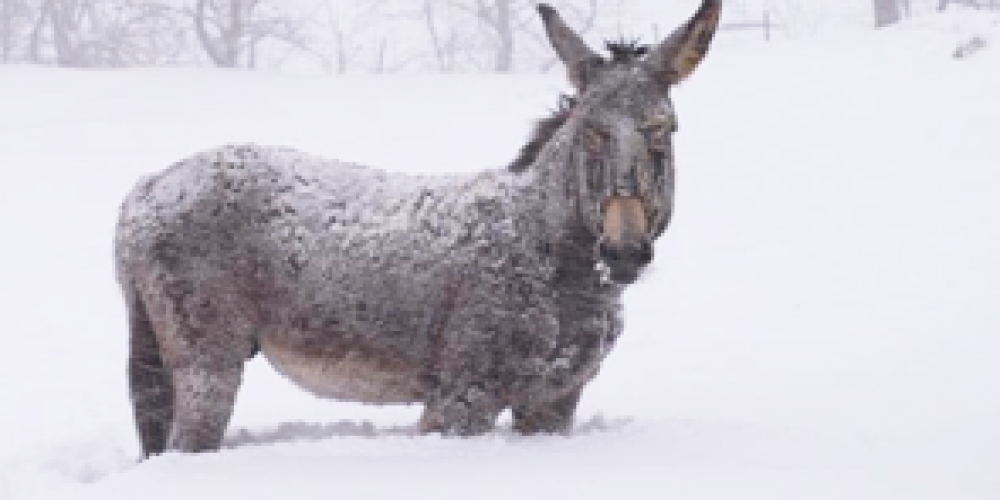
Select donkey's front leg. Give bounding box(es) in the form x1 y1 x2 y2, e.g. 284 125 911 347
419 384 504 436
512 388 582 435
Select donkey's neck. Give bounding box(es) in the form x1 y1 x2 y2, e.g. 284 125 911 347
511 119 614 294
513 130 580 236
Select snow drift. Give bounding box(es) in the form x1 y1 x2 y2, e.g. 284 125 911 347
0 10 997 500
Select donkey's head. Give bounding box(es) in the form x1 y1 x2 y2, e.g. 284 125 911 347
537 0 720 285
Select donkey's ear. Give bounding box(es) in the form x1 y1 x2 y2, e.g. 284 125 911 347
538 3 602 90
646 0 721 85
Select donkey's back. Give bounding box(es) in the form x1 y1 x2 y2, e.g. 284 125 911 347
116 144 525 323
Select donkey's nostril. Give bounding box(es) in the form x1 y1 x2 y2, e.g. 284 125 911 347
636 241 653 265
599 240 652 269
598 240 619 264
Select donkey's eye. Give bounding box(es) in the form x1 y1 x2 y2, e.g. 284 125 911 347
643 114 678 134
641 124 670 152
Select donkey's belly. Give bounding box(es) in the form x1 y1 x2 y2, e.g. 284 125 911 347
261 336 426 404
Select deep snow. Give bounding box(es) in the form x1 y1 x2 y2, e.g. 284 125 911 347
1 11 998 500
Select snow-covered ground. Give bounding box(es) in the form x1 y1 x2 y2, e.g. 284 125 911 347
1 12 998 500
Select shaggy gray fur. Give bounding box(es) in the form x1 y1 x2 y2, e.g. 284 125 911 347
115 0 720 455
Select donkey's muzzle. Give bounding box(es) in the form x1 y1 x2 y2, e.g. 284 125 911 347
599 239 653 285
600 195 652 285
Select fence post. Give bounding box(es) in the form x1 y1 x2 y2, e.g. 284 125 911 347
764 11 771 42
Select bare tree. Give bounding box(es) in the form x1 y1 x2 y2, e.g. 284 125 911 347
0 0 34 62
873 0 903 27
479 0 603 72
89 1 189 66
421 0 463 71
318 0 408 74
0 0 8 61
191 0 306 68
469 0 516 72
413 0 605 73
16 0 187 67
24 0 91 66
899 0 912 16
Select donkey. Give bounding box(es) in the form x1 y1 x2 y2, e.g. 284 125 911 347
115 1 720 455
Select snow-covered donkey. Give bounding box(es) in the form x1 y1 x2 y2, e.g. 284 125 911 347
116 1 721 455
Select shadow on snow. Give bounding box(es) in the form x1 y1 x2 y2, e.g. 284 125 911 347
223 414 635 449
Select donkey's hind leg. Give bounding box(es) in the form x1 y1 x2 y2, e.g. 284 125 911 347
167 362 243 452
512 388 582 435
144 280 251 453
127 291 173 457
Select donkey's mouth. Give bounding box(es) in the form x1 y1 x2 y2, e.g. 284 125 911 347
607 264 642 285
598 240 653 285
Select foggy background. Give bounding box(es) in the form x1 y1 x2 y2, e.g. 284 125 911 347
1 0 993 74
1 1 998 498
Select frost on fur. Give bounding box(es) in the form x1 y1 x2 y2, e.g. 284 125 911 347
115 1 720 455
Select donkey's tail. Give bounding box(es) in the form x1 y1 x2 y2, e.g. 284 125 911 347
126 287 173 457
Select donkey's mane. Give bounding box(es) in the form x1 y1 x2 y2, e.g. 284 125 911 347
507 38 650 173
605 38 649 64
508 94 577 173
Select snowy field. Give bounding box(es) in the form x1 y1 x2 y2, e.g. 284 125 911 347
1 12 998 500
